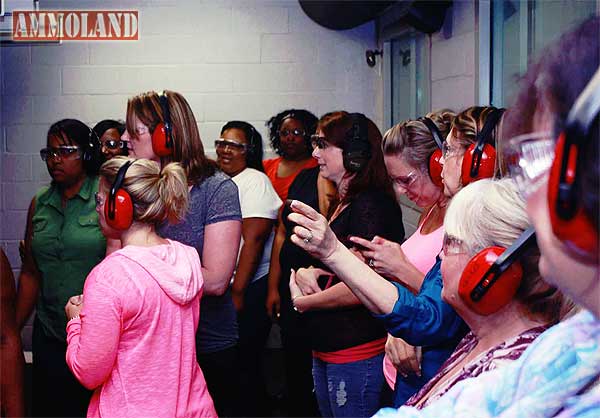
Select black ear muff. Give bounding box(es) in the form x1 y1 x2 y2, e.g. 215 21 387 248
84 126 100 161
421 117 444 187
461 108 505 186
343 113 372 173
547 68 600 258
458 227 536 316
105 160 135 230
152 91 174 157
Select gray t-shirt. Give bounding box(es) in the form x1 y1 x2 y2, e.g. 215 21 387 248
158 171 242 354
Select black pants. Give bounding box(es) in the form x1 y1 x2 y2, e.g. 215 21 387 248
197 345 241 417
279 293 319 418
237 276 273 417
32 318 92 418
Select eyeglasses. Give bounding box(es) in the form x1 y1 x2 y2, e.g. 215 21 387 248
442 142 463 159
310 135 329 150
392 171 418 190
40 146 81 161
442 233 467 256
215 139 247 152
279 128 305 138
505 132 555 199
94 192 104 207
101 139 126 150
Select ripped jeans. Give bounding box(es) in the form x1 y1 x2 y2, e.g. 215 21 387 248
312 353 385 418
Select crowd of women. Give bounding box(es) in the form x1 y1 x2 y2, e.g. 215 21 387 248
1 15 598 418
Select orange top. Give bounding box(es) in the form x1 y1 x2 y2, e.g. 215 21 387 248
263 157 318 202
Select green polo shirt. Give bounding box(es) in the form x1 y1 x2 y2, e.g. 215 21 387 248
31 175 106 342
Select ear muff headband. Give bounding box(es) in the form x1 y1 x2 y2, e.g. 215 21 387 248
461 108 505 185
105 160 134 230
421 117 444 187
151 92 174 157
343 113 372 173
548 68 600 256
458 226 536 316
83 126 100 161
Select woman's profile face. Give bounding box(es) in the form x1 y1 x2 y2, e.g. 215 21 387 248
94 177 121 240
311 129 345 184
278 117 310 160
440 235 470 308
122 114 159 162
384 155 443 207
216 128 248 177
440 132 465 197
45 134 86 187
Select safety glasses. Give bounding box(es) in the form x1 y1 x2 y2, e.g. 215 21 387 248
279 128 305 138
214 139 247 152
40 146 81 161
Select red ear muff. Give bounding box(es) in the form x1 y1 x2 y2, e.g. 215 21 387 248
105 160 135 231
548 132 598 255
104 189 133 230
152 122 172 157
428 148 443 187
461 142 497 186
151 92 174 157
458 246 523 316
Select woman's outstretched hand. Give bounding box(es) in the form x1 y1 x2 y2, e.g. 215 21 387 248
288 200 339 261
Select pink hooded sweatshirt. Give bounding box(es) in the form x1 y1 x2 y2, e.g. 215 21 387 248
66 239 217 418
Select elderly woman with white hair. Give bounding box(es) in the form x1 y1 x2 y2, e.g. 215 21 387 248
403 178 572 409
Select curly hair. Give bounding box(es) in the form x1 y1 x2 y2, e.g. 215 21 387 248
265 109 318 156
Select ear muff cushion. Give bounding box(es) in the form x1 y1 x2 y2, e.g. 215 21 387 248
548 133 598 254
152 122 173 157
428 149 443 187
461 143 497 186
458 246 523 316
104 189 134 230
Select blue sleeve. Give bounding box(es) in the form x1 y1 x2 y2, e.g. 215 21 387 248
205 175 242 225
374 260 466 346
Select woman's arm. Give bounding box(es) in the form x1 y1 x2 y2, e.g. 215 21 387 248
15 198 42 329
65 269 122 390
291 279 361 313
201 220 242 296
265 220 285 318
232 217 274 311
1 250 25 418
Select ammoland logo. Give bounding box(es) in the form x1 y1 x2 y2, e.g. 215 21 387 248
12 10 138 41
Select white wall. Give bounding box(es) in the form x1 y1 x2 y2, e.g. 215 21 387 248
0 0 383 273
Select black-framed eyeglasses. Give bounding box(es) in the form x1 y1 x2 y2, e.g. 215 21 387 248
279 128 305 138
310 135 329 150
40 146 81 161
101 139 126 150
215 139 247 152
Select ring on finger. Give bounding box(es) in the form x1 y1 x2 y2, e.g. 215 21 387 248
303 231 313 244
368 258 375 268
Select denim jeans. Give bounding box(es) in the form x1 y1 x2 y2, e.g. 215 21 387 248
313 353 385 418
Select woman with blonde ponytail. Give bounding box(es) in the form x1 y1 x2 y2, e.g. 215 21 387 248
64 157 217 418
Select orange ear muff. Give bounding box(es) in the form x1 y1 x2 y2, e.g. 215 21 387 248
461 143 497 186
152 122 172 157
428 148 443 187
548 132 598 255
104 189 133 230
458 246 523 316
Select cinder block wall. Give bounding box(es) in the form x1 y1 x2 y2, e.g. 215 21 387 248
0 0 384 275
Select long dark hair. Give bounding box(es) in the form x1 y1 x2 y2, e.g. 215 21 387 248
220 120 264 172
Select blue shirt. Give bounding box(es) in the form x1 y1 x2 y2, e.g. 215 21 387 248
375 259 467 406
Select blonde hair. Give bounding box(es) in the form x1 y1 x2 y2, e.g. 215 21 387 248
382 109 455 171
126 90 217 184
445 178 571 323
100 157 189 224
